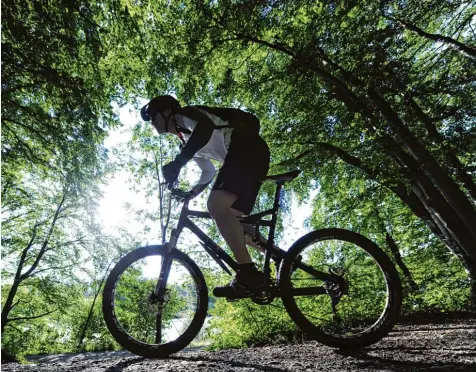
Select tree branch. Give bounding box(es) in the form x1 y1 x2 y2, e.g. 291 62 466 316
385 15 476 60
2 83 40 95
28 263 83 278
232 45 264 71
280 142 375 176
14 222 41 284
7 308 58 323
20 191 67 280
1 122 51 167
2 117 51 146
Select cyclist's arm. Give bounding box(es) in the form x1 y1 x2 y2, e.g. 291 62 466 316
174 107 214 165
191 157 215 196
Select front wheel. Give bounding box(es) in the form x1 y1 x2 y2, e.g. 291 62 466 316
279 229 402 348
102 245 208 357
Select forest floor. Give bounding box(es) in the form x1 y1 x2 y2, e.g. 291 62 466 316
3 320 476 371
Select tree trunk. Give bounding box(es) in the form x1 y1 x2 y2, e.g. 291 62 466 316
467 267 476 312
387 142 476 308
385 232 418 291
414 184 476 265
387 138 476 257
309 138 476 275
403 94 476 201
77 262 113 350
369 90 476 240
1 192 66 334
1 281 20 334
77 282 101 351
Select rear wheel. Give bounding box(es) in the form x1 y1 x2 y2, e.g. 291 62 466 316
279 229 402 348
102 245 208 357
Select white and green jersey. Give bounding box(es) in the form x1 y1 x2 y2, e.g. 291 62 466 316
173 108 234 188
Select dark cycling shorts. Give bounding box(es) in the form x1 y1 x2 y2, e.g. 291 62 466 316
212 131 270 215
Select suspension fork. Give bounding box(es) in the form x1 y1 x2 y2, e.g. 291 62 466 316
153 199 189 299
152 226 183 344
153 251 172 344
154 225 182 298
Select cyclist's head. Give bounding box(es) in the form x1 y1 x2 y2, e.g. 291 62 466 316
140 95 181 134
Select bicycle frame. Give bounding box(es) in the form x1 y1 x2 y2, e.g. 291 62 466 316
167 182 287 277
155 181 342 301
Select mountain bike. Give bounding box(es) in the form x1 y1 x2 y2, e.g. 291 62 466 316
102 170 402 358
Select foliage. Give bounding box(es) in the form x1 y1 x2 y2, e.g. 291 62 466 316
2 0 475 357
113 0 476 284
1 282 121 356
112 266 185 344
1 0 128 358
207 299 299 350
206 265 301 350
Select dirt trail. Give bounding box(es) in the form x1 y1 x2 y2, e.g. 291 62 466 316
3 322 475 371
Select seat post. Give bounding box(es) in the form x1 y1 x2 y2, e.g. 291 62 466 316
269 181 283 246
273 182 283 211
262 181 283 275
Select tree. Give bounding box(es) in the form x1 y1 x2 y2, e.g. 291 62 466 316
1 0 126 354
1 0 118 180
2 0 474 355
120 0 475 304
2 170 100 332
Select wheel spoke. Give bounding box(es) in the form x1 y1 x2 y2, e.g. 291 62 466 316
280 231 401 347
105 249 206 354
155 310 162 344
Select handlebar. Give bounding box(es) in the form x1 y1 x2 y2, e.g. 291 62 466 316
161 181 195 201
170 188 194 201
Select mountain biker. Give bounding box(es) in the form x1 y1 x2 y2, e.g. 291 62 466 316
141 95 270 299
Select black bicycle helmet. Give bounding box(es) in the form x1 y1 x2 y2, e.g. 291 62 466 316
140 95 181 121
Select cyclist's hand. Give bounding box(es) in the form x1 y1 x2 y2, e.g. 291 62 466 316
170 189 195 200
162 160 182 184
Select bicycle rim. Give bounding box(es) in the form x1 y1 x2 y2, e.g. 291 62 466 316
104 247 207 356
281 229 401 347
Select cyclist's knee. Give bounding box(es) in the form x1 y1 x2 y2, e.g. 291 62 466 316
207 196 224 218
207 190 236 217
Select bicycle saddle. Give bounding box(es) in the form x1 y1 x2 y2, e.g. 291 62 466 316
263 169 301 183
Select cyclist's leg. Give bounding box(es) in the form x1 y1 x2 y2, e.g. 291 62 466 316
207 190 252 264
208 132 269 262
209 135 269 297
207 193 272 268
209 191 265 297
230 208 267 255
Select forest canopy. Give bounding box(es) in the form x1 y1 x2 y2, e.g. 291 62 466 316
1 0 475 358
